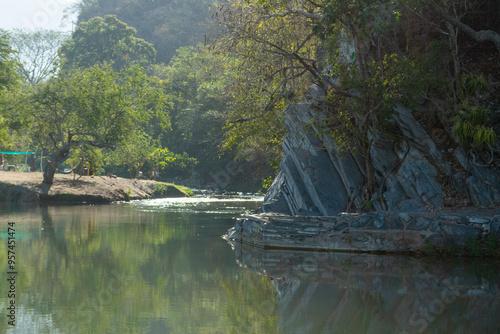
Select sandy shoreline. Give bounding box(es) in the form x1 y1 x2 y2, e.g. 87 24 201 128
0 171 187 203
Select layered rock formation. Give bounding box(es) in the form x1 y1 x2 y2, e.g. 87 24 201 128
262 84 500 216
226 210 500 252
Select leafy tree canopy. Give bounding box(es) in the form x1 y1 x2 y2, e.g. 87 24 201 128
0 30 22 149
9 64 169 184
212 0 500 195
61 15 156 70
212 0 322 157
71 0 216 64
0 30 20 91
107 131 160 178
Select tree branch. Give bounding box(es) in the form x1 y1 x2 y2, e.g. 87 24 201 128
427 1 500 53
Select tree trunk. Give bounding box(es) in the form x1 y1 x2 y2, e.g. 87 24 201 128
363 138 377 200
43 159 58 185
446 22 464 100
42 145 71 185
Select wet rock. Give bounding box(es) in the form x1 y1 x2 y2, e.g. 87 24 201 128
225 212 499 253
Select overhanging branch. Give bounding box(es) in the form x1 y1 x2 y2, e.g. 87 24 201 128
427 1 500 53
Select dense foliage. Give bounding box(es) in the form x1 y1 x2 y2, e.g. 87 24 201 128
0 30 21 91
0 30 21 149
212 0 500 196
61 15 156 70
8 65 169 184
72 0 217 64
1 0 499 193
212 0 321 155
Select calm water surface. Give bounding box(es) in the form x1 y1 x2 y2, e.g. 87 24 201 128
1 198 499 334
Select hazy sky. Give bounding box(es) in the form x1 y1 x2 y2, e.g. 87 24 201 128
0 0 79 32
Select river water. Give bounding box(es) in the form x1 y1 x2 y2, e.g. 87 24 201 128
1 198 499 333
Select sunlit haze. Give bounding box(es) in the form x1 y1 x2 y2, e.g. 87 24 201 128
0 0 78 32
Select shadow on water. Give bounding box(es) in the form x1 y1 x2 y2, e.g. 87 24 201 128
230 243 500 334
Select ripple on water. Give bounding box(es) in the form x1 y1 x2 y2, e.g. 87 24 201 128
128 196 264 214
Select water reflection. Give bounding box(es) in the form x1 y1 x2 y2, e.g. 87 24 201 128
1 200 276 334
1 199 499 333
231 243 500 333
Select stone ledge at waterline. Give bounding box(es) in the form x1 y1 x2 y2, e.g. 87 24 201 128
224 210 500 254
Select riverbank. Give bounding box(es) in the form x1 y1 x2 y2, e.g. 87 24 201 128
0 171 192 204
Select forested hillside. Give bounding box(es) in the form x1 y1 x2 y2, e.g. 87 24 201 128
73 0 217 65
1 0 499 196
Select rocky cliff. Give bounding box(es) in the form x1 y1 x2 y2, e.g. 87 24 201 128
262 84 500 216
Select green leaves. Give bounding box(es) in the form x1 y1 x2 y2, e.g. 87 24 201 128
0 30 21 91
11 64 170 181
461 73 490 96
214 0 321 155
151 148 198 172
75 0 213 64
452 106 497 150
61 15 156 70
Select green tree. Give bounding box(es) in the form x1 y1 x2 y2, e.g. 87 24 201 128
107 131 160 178
60 15 156 70
317 0 500 198
0 30 20 90
65 144 106 176
11 64 169 184
153 46 232 158
0 30 21 148
71 0 216 64
150 148 198 179
153 45 276 188
213 0 322 156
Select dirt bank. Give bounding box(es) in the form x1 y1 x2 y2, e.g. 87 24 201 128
0 171 191 204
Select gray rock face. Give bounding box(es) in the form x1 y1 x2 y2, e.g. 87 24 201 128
265 101 351 216
392 105 451 176
262 171 292 215
453 147 500 206
265 85 500 216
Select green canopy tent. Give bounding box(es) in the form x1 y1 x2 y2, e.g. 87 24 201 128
0 151 37 171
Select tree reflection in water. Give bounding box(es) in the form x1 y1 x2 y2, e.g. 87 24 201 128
3 201 498 333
